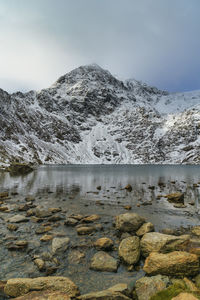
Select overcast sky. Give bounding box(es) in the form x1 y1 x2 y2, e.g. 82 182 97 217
0 0 200 93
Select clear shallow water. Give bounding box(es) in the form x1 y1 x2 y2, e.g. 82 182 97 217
0 165 200 294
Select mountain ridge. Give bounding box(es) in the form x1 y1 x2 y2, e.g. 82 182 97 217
0 64 199 165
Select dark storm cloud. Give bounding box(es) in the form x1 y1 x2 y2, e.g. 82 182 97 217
0 0 200 92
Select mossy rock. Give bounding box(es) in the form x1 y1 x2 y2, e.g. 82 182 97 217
8 163 34 176
150 282 200 300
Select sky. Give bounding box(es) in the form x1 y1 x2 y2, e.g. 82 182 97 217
0 0 200 93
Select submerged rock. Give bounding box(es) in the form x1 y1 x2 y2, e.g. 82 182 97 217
90 251 118 272
143 251 199 276
118 236 140 265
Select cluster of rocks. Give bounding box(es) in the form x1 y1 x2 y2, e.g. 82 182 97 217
1 194 200 300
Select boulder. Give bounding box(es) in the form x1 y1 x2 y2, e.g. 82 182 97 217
135 275 169 300
13 290 71 300
52 237 70 255
115 213 145 233
136 222 154 237
94 237 114 250
118 236 140 265
143 251 199 276
4 276 79 298
140 232 190 257
90 251 118 272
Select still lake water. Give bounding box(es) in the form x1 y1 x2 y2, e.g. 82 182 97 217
0 165 200 294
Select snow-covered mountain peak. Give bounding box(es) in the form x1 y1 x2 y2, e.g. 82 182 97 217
0 65 199 165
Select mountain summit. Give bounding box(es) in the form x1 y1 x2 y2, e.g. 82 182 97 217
0 65 199 165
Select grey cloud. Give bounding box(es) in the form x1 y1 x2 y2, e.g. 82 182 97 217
0 0 200 92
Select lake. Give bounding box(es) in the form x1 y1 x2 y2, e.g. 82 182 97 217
0 164 200 294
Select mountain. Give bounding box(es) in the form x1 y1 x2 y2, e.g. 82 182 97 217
0 64 199 165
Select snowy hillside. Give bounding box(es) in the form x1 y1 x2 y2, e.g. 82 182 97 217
0 64 199 165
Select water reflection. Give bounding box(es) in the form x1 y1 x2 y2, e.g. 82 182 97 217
0 165 200 208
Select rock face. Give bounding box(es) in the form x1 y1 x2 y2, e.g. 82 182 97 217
118 236 140 265
135 275 169 300
115 213 145 233
143 251 199 276
140 232 190 257
0 64 199 166
90 251 118 272
4 276 79 298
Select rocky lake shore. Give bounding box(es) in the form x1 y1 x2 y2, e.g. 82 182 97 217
0 165 200 299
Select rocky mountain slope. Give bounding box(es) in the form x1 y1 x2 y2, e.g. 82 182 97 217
0 64 199 165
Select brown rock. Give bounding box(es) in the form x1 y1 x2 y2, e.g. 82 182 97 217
143 251 199 276
94 237 114 250
165 192 184 203
34 259 45 271
7 224 18 231
140 232 190 257
35 226 52 234
0 206 9 212
191 226 200 236
13 290 71 300
124 184 132 192
78 290 130 300
172 293 199 300
48 208 62 213
40 234 53 242
0 192 9 199
77 226 96 235
136 222 154 237
118 236 140 265
4 276 79 298
82 214 100 223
